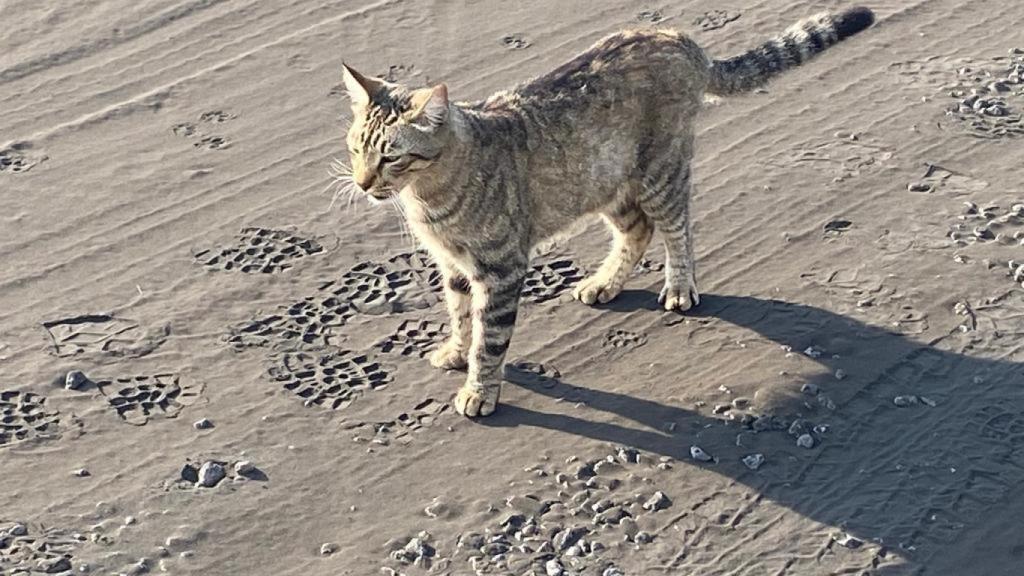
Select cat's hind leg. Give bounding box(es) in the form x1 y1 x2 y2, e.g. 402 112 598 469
572 202 653 305
638 159 700 312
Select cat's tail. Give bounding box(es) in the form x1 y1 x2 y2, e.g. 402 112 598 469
706 7 874 96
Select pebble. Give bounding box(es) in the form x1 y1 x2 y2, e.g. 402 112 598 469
554 526 588 550
594 460 623 475
907 182 932 193
732 397 751 409
545 558 565 576
742 453 766 470
634 531 654 544
619 517 639 539
10 523 27 536
573 463 596 480
73 468 91 477
603 568 625 576
180 464 199 484
65 370 89 390
458 532 485 550
833 532 864 549
124 516 137 526
423 498 448 519
616 447 640 464
984 104 1009 117
689 445 713 462
834 369 847 380
197 461 226 488
796 434 816 449
713 404 731 414
193 418 214 430
893 395 919 407
788 419 808 437
320 543 336 555
594 506 629 525
233 461 256 476
642 491 671 512
800 383 820 396
507 494 547 517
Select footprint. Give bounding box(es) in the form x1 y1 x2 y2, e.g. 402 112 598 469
96 374 203 426
0 390 62 447
194 135 230 150
227 296 355 350
199 110 234 124
501 34 531 50
522 259 585 303
320 250 442 314
693 9 740 31
603 329 648 350
379 64 419 83
636 10 664 23
377 319 449 358
762 136 893 182
0 148 37 174
267 350 392 410
0 521 83 573
348 398 450 446
194 227 324 274
171 123 197 137
41 314 165 358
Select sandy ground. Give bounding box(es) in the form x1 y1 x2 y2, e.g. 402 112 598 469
2 1 1024 574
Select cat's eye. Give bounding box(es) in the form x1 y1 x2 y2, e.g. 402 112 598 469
380 154 403 164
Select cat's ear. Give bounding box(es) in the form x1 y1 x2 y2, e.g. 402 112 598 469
341 63 382 107
409 84 449 127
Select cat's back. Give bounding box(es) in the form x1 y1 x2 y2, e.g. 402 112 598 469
497 28 710 110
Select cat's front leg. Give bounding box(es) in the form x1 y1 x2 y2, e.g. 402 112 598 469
430 271 472 370
454 263 526 417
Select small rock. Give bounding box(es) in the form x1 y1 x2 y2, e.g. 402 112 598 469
788 419 808 437
320 543 336 555
124 516 137 526
642 491 671 512
833 532 864 549
594 460 623 475
731 397 751 409
10 523 27 536
634 531 654 544
834 369 847 380
197 461 226 488
233 461 256 476
573 463 596 480
594 506 629 525
713 404 731 415
616 447 641 464
72 468 90 477
193 418 214 430
690 445 713 462
507 494 547 517
907 182 933 193
457 532 485 550
554 526 588 550
65 370 89 390
424 498 448 518
800 383 820 396
180 464 199 484
893 395 919 407
742 453 766 470
545 558 564 576
984 104 1009 117
803 346 823 358
603 567 625 576
619 517 639 539
796 434 815 449
37 557 72 573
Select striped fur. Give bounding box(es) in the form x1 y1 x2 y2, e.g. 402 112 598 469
339 7 874 417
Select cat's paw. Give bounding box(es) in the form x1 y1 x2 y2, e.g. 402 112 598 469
659 277 700 312
429 339 468 370
454 380 500 417
572 274 623 305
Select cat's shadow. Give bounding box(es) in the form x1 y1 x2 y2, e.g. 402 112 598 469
482 293 1024 574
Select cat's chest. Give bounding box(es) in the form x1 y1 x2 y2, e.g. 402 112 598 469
405 212 478 276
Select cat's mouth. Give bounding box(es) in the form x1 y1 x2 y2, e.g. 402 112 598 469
367 186 396 201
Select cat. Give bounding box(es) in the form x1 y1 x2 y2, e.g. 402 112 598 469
338 7 875 417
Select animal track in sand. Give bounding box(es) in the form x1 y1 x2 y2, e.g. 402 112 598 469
693 9 740 31
267 350 391 410
0 391 62 447
42 314 165 358
802 268 929 334
522 259 585 303
379 64 420 83
194 135 230 150
635 10 664 23
377 319 449 358
96 374 203 426
603 329 648 350
0 148 37 174
0 521 83 574
194 226 324 274
501 34 531 50
348 398 450 447
227 296 356 350
199 110 235 124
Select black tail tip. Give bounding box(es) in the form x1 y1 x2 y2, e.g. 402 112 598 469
835 6 875 40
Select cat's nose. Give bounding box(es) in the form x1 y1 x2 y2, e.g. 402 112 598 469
354 172 376 192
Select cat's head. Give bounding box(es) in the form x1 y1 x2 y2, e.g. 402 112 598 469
340 64 450 201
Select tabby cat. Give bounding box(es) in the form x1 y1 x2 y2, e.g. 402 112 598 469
339 7 874 416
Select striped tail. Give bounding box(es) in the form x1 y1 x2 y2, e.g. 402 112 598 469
707 7 875 96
